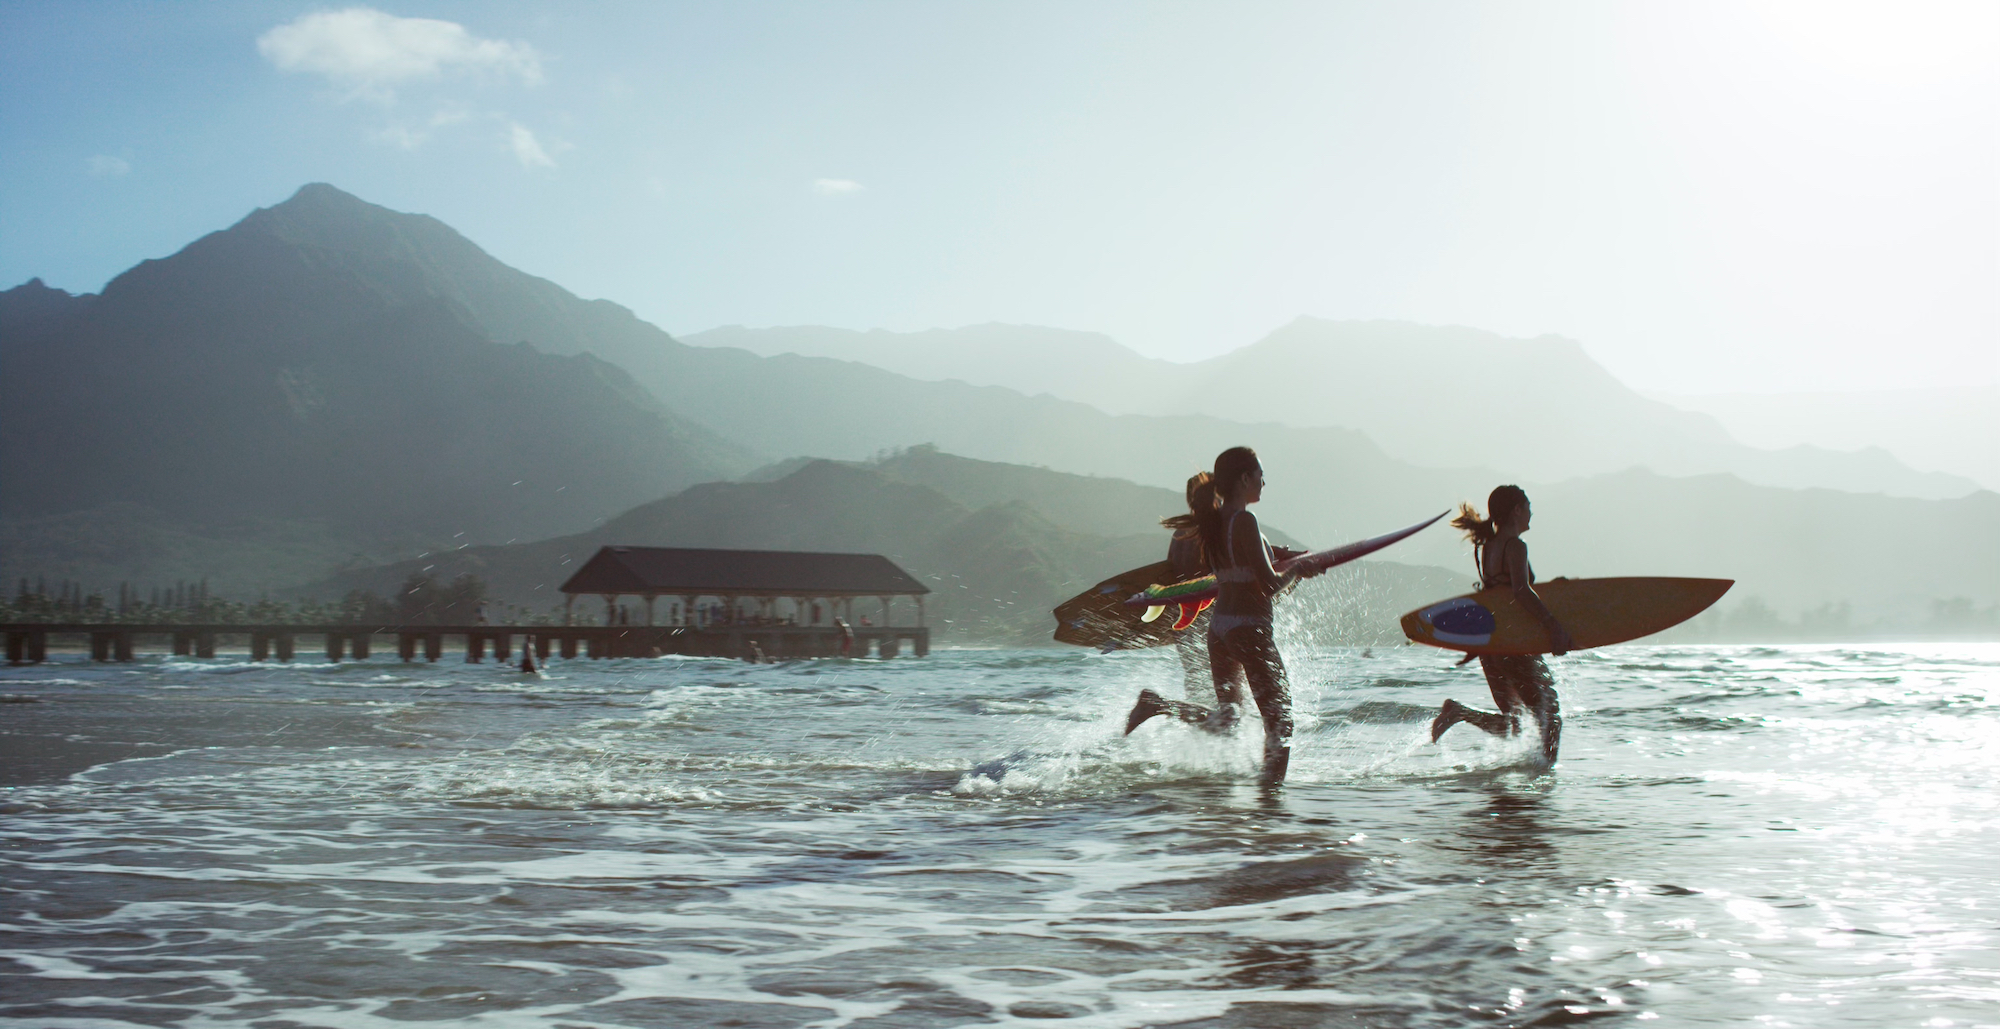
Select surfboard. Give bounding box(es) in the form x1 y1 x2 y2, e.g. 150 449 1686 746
1400 576 1733 656
1053 512 1445 651
1122 511 1448 622
1053 560 1187 651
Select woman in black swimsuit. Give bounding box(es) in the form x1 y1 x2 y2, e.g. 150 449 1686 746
1429 485 1572 765
1125 447 1319 784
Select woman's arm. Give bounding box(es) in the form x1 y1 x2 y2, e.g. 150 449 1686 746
1506 538 1574 655
1231 510 1319 595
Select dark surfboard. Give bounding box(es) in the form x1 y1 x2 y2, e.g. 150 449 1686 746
1052 560 1186 651
1051 544 1310 651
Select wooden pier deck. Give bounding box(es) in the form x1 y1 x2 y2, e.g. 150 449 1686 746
1 622 929 664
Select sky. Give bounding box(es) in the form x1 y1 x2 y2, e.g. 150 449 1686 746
1 1 1994 394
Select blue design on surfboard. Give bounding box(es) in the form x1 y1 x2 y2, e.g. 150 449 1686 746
1419 596 1496 646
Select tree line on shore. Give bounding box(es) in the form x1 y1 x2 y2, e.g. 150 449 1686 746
0 574 545 626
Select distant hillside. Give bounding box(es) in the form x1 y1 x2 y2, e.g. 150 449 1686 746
867 445 1301 547
687 323 1180 404
0 502 384 600
304 459 1155 644
688 321 1979 500
304 453 1452 645
1655 385 2000 494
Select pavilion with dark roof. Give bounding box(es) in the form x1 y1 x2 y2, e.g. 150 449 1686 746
558 546 931 658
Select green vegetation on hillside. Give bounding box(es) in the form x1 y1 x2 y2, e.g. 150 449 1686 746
1 574 510 626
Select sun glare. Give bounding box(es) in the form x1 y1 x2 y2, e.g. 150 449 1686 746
1746 0 1997 79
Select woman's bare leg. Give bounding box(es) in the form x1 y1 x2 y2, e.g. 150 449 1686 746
1125 690 1225 733
1126 639 1243 735
1430 698 1514 739
1433 656 1560 762
1218 625 1291 784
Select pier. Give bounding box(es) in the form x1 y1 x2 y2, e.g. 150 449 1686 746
7 545 937 665
2 622 929 664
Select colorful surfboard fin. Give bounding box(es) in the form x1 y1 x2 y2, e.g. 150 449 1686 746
1169 597 1213 630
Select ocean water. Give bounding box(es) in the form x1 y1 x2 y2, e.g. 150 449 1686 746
2 639 1996 1028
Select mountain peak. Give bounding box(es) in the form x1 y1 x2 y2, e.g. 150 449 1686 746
256 181 394 225
5 276 63 297
1 275 93 329
231 182 462 254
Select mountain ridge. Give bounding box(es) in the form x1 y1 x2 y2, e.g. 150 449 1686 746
686 320 1978 499
5 183 1993 627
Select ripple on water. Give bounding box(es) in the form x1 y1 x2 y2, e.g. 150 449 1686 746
0 643 1996 1026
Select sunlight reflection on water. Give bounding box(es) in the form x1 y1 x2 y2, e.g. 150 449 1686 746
2 642 1996 1027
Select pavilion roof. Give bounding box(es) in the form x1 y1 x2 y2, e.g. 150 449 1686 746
558 546 930 597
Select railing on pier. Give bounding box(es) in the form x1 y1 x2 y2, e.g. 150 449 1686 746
1 623 929 665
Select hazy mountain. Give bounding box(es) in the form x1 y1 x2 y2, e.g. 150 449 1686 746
0 186 756 554
1509 470 2000 618
866 445 1300 547
6 185 1991 631
687 321 1979 499
686 323 1180 406
1654 385 2000 494
299 441 2000 647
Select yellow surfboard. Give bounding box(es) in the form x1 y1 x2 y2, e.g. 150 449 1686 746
1401 577 1732 656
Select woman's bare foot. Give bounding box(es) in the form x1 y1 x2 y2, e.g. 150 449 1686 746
1430 699 1467 742
1124 690 1168 735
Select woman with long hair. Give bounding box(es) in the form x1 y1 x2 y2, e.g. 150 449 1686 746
1125 447 1320 785
1429 485 1572 764
1123 472 1221 732
1162 471 1216 690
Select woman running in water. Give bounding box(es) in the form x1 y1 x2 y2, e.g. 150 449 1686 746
1125 447 1319 784
1164 472 1215 690
1122 472 1218 729
1429 485 1573 765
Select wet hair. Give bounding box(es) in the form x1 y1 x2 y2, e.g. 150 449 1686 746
1451 484 1529 568
1197 447 1261 564
1160 471 1214 539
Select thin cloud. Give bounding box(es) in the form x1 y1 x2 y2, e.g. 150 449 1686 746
373 125 426 150
372 104 473 150
85 155 131 178
509 123 556 168
259 8 542 102
812 178 864 196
